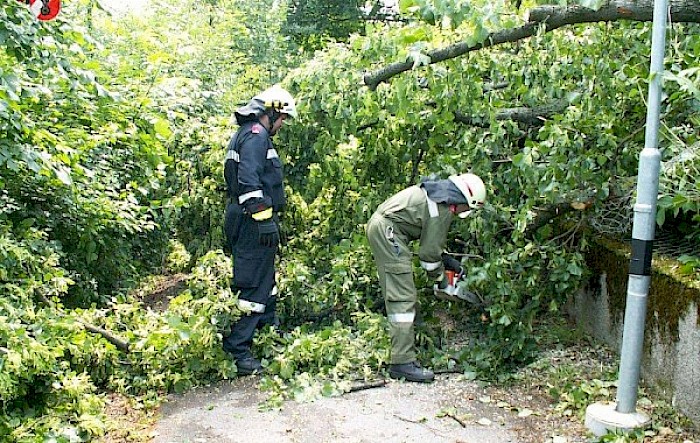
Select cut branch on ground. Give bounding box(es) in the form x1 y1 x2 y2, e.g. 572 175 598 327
363 0 700 89
78 320 131 353
443 411 467 428
347 379 387 393
34 291 131 353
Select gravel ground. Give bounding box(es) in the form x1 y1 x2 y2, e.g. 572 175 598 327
98 326 699 443
145 343 603 443
151 374 535 443
141 339 698 443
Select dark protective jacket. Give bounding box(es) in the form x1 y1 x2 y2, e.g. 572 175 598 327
222 120 284 361
224 121 285 215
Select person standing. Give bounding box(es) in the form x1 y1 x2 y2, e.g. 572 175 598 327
365 173 486 382
222 85 297 375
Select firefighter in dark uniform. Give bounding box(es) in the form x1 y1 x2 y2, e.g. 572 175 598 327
366 173 486 382
223 85 297 375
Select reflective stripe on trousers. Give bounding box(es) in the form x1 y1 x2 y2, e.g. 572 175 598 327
387 312 415 323
237 286 279 313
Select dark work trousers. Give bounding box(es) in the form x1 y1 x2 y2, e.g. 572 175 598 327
222 206 279 360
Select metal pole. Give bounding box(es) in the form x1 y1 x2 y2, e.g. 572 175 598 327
616 0 668 414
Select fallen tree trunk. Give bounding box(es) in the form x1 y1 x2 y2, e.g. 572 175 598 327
363 0 700 90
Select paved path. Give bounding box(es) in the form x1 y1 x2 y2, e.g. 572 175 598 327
152 374 521 443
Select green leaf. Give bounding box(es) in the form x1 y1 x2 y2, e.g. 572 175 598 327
53 166 73 185
498 315 512 326
154 118 172 138
407 50 431 69
579 0 606 11
399 0 419 14
656 207 666 226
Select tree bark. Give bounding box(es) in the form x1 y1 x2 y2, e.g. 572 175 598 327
78 320 131 353
527 0 700 24
363 0 700 90
347 379 387 392
454 98 570 127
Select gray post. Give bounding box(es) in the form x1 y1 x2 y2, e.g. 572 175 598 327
585 0 667 434
616 0 668 413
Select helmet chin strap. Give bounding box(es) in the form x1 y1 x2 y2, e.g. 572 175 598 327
264 109 281 126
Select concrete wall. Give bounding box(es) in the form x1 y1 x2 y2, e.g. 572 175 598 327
568 272 700 426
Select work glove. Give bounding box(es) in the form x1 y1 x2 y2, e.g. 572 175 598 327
257 219 280 248
441 253 463 274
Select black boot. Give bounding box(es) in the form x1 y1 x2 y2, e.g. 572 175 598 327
389 361 435 383
236 357 263 375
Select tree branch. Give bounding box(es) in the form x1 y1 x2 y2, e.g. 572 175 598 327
524 200 594 238
33 292 131 353
443 411 467 428
78 320 131 353
454 98 570 127
363 0 700 90
527 0 700 24
347 379 387 392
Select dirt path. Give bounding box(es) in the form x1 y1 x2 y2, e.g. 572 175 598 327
150 372 585 443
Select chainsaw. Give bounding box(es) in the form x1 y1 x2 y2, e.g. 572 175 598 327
433 269 483 305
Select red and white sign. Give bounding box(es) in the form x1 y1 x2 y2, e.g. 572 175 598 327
17 0 61 21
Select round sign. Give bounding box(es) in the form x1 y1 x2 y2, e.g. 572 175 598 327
17 0 61 21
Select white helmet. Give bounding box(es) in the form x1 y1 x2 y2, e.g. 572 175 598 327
254 85 297 119
234 85 298 125
448 173 486 217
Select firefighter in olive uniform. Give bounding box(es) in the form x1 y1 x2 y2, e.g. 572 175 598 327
366 173 486 382
223 85 297 375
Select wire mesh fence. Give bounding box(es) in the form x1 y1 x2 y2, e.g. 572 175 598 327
587 143 699 261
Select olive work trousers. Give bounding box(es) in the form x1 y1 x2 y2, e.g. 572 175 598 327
366 212 417 365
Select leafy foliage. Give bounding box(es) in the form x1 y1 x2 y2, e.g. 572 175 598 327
285 0 364 46
1 1 171 305
256 312 390 409
1 0 699 440
276 13 699 375
106 251 239 400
